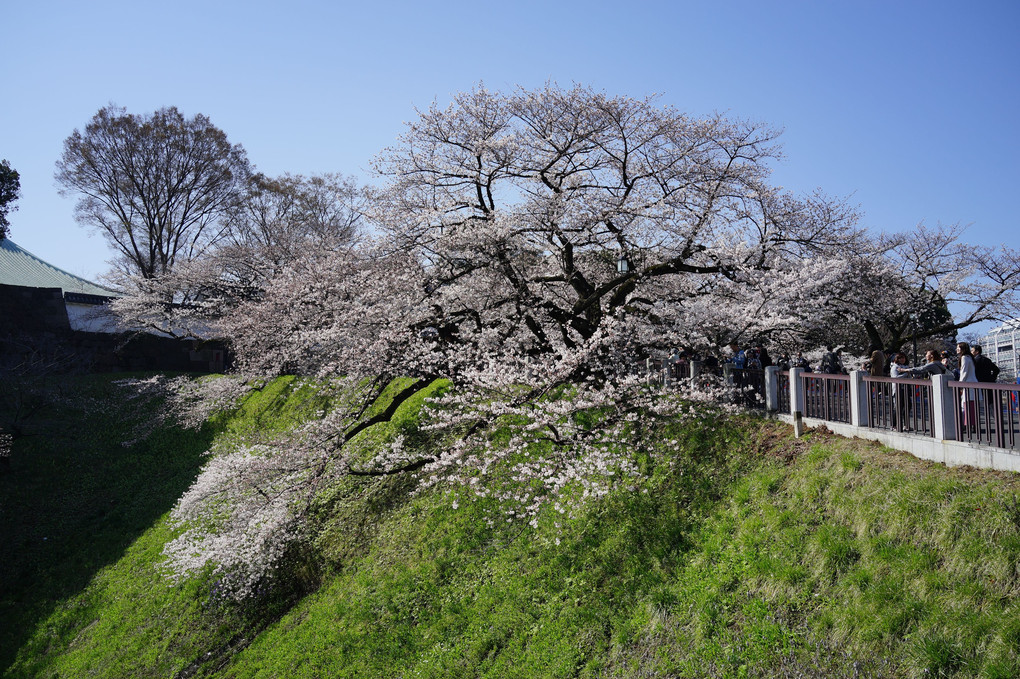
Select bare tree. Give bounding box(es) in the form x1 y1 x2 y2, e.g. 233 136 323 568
106 172 367 340
55 105 252 280
218 172 366 293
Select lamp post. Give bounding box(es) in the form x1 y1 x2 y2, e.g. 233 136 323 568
911 315 918 366
617 254 630 274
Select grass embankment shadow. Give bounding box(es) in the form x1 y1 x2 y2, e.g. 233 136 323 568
0 373 216 673
0 375 445 678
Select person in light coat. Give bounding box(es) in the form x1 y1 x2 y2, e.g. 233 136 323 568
957 341 979 430
889 353 912 378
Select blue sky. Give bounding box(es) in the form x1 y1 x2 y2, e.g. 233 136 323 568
4 0 1018 294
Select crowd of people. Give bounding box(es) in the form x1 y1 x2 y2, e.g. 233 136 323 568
656 340 1013 436
863 342 1001 383
663 341 1004 384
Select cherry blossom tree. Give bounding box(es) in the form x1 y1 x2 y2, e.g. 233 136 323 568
151 84 874 596
108 172 367 340
150 84 1020 597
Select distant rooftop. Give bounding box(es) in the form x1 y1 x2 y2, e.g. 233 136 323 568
0 238 116 298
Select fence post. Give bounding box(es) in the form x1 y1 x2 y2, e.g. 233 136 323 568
849 370 867 427
790 367 805 416
765 366 779 411
931 373 956 440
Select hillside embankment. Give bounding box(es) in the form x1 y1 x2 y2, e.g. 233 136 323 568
2 375 1020 678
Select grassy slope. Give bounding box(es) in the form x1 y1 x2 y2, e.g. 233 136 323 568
0 374 215 674
4 376 1020 678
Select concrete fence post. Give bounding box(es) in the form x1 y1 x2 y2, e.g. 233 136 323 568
849 370 868 427
765 366 779 411
789 367 805 416
931 373 956 440
690 360 703 391
788 368 806 436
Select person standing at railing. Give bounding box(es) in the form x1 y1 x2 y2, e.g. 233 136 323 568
972 345 1000 383
958 343 977 382
1014 374 1020 416
904 350 948 378
666 347 681 374
958 341 979 432
703 352 720 374
941 350 960 380
865 347 887 419
727 342 747 369
819 345 844 374
887 352 914 427
890 352 913 378
866 347 887 377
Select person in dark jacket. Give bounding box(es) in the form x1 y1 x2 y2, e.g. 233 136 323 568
819 345 844 374
972 345 1000 383
792 352 812 372
905 350 948 378
941 351 960 380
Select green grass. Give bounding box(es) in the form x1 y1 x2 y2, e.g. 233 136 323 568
4 377 1020 678
0 373 216 674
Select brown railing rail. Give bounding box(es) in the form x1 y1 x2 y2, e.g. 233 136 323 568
800 373 851 423
641 359 1020 456
950 381 1020 451
864 376 935 437
777 371 791 413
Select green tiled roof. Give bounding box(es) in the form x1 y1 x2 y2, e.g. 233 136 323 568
0 239 116 297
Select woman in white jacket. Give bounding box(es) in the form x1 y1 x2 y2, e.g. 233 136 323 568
889 353 912 378
958 341 979 430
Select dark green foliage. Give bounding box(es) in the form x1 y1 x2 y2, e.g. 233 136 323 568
0 158 18 240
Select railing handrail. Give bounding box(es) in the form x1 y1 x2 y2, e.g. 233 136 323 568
948 381 1020 392
646 361 1019 456
801 372 851 382
864 375 934 386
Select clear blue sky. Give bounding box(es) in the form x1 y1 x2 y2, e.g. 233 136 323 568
4 0 1018 293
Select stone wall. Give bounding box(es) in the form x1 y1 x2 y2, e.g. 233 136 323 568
71 331 227 374
0 284 70 333
1 283 226 374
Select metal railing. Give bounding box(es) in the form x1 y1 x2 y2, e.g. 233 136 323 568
800 373 851 423
641 358 1020 455
729 368 766 410
864 376 935 437
950 381 1020 451
777 371 791 413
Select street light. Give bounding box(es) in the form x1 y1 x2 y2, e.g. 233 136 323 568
912 315 918 366
617 254 630 274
